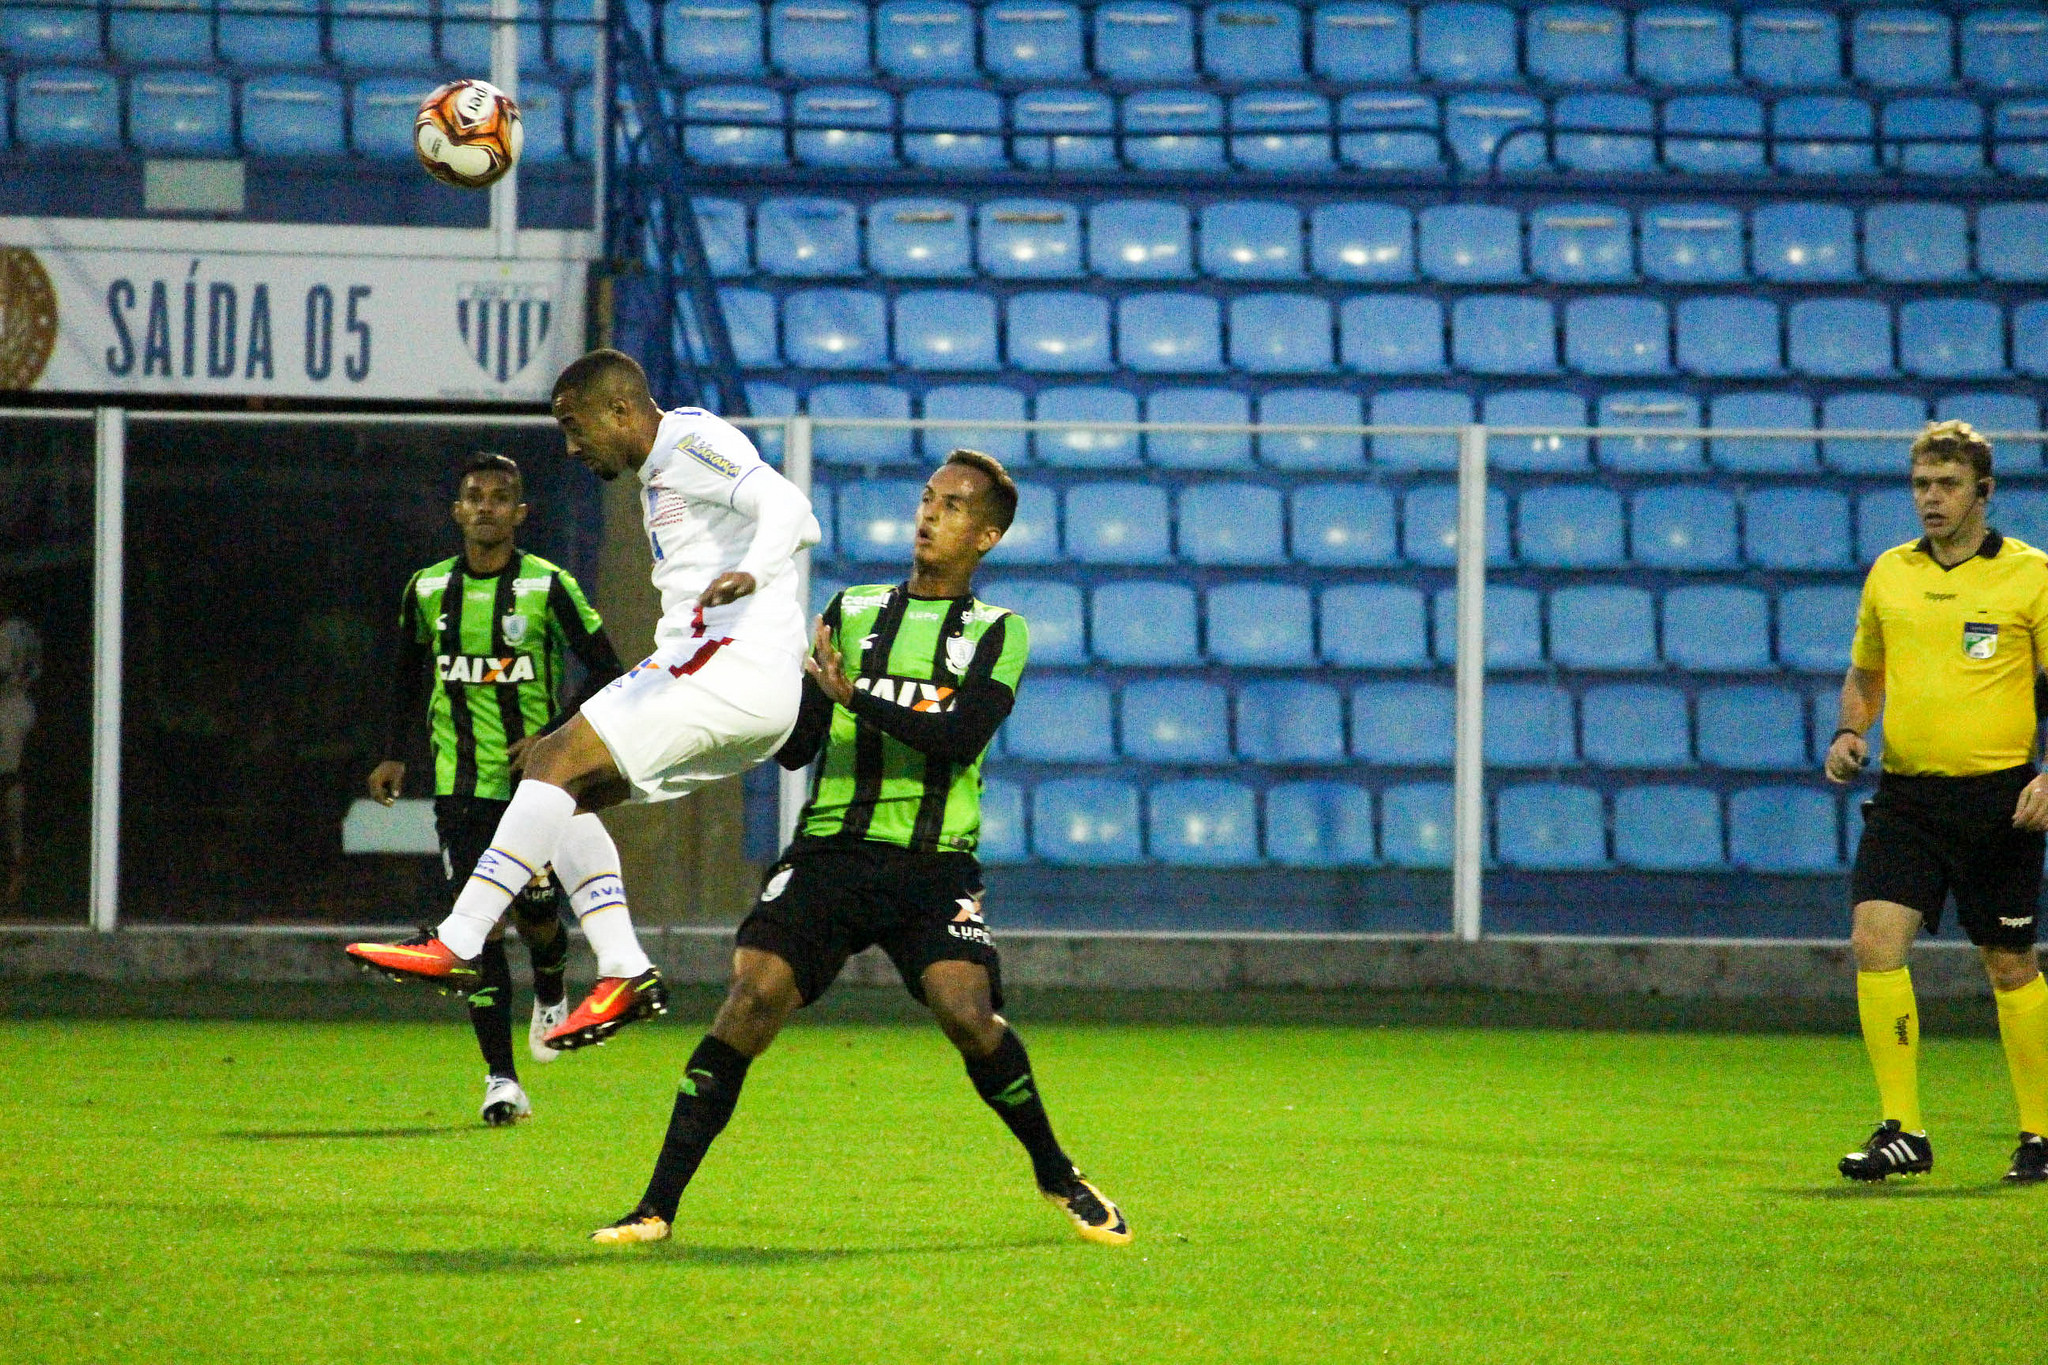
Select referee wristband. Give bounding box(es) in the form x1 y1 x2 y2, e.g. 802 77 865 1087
1831 727 1864 742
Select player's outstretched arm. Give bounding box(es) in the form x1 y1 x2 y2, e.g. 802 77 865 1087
1824 665 1883 785
725 461 821 591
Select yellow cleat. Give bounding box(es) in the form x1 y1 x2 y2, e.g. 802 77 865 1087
590 1211 671 1245
1043 1175 1131 1246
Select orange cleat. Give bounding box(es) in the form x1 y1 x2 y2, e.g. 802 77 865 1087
345 933 480 993
545 968 669 1050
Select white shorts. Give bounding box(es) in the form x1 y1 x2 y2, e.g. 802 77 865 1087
579 638 802 804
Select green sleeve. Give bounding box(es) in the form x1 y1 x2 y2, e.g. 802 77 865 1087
988 612 1029 691
551 567 606 637
399 572 425 641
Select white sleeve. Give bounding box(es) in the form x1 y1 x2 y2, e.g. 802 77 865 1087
729 461 821 583
657 417 768 506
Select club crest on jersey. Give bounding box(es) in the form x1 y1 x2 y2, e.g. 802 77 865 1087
437 654 536 684
1964 621 1999 659
944 634 977 676
500 613 529 644
855 675 956 712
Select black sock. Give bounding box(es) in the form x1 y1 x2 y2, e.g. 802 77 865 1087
467 938 518 1080
524 918 568 1008
965 1029 1073 1193
639 1035 752 1222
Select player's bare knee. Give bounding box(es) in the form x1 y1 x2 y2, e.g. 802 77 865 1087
1983 947 2041 993
926 985 1002 1054
1850 902 1916 972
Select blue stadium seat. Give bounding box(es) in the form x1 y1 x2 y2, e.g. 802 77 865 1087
351 77 429 158
1202 1 1302 81
1664 586 1771 671
2013 305 2048 377
755 197 859 276
1864 203 1969 283
876 0 972 78
1550 586 1657 670
901 87 1002 169
517 83 569 163
1994 99 2048 176
894 291 998 371
1553 94 1656 173
1093 582 1197 664
746 383 795 465
1640 205 1744 282
783 289 886 369
1821 393 1927 474
1778 586 1860 671
1662 95 1765 174
1209 583 1315 665
1852 9 1952 88
984 479 1056 562
1337 92 1443 172
1567 297 1671 376
1237 683 1346 765
1340 297 1446 375
1034 386 1138 465
1417 2 1516 83
1486 684 1578 768
1315 3 1413 82
1147 388 1250 469
1883 96 1987 176
982 0 1083 78
1613 787 1723 870
1485 390 1588 471
1774 96 1877 176
1699 687 1808 770
1634 6 1735 86
550 0 599 76
1901 300 2006 378
1406 486 1511 567
439 0 544 72
1294 486 1398 566
1981 205 2048 281
1230 91 1332 172
1065 482 1170 564
1497 785 1607 870
1200 202 1303 280
1529 206 1633 284
682 86 786 165
1937 394 2042 465
332 0 433 67
1149 781 1261 866
1789 300 1893 378
1745 488 1852 569
242 77 345 156
1261 390 1365 469
978 200 1080 279
1709 392 1816 472
1632 486 1737 568
1006 293 1110 372
1964 11 2048 91
1122 681 1230 762
1013 88 1115 171
1598 392 1702 472
1117 293 1222 373
1232 295 1334 374
1432 584 1543 668
1519 485 1625 567
716 288 779 367
667 2 766 74
1 7 102 61
128 72 233 156
1529 6 1628 85
1032 780 1142 864
1094 1 1194 80
867 199 969 278
1321 584 1427 665
1382 783 1454 867
1265 783 1375 867
980 580 1084 662
792 87 893 168
1675 297 1782 377
1856 487 1919 562
1090 201 1193 280
1417 204 1523 283
1998 488 2048 544
1352 683 1454 766
1742 8 1841 86
1581 685 1692 768
1371 390 1469 470
809 384 911 464
110 0 214 65
769 0 869 75
1729 788 1839 871
921 384 1026 464
217 0 319 65
836 478 923 559
1180 484 1283 564
1453 297 1558 375
1006 679 1114 761
1310 204 1413 282
1122 90 1226 171
978 780 1027 865
1752 203 1856 282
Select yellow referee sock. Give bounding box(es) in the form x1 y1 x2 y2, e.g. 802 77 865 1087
1858 968 1923 1132
1994 974 2048 1137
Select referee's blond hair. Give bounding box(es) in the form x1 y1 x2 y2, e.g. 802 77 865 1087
1911 419 1994 480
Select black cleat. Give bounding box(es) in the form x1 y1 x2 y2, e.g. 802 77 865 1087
1839 1120 1933 1181
2003 1133 2048 1184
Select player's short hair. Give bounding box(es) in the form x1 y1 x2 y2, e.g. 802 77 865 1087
459 451 523 496
552 348 650 406
943 448 1018 531
1911 419 1994 481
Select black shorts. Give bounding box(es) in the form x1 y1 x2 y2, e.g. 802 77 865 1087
433 796 563 934
735 841 1002 1009
1850 765 2045 951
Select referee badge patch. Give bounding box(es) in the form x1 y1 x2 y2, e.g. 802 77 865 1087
1963 621 2000 659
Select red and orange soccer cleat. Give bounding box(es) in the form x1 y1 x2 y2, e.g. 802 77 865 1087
544 968 670 1050
345 932 480 993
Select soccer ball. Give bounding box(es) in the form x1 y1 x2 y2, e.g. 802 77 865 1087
414 79 523 190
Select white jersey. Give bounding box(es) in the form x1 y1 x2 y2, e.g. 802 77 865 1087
638 407 819 658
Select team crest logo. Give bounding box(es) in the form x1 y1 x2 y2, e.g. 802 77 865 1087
945 634 976 676
456 281 553 384
1963 621 1999 659
501 613 528 644
0 247 57 391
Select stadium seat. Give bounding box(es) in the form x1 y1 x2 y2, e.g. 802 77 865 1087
1090 201 1193 280
1417 204 1523 283
1773 96 1877 176
1 6 102 61
1883 96 1987 176
1453 297 1559 376
756 198 860 277
1200 202 1303 281
1729 787 1840 872
1821 392 1927 473
1662 95 1765 174
1180 484 1284 565
217 0 320 64
1032 780 1142 864
1147 388 1250 469
1340 297 1446 375
1417 2 1516 83
1634 6 1734 86
550 0 598 75
1900 300 2007 378
1122 681 1230 762
1864 203 1970 283
1261 390 1365 469
1122 90 1226 172
1581 685 1692 768
127 72 232 157
1486 390 1589 471
1613 787 1724 870
1337 92 1444 172
769 0 869 75
440 0 545 71
1210 584 1315 666
2000 488 2048 544
1237 683 1348 765
1093 582 1198 663
894 292 998 371
921 384 1026 464
1778 586 1859 671
902 88 1003 169
867 199 970 279
1371 390 1469 470
809 384 911 464
978 780 1027 864
1964 10 2048 91
1230 295 1333 374
332 0 433 68
1007 294 1110 373
1202 0 1302 81
1265 783 1375 867
1321 583 1428 665
1013 89 1115 171
1065 483 1170 564
1117 293 1222 373
1979 206 2048 282
982 0 1083 79
1405 486 1511 567
983 479 1055 562
1314 3 1412 81
1310 204 1414 282
1550 586 1657 670
877 0 973 78
836 478 924 560
1486 684 1578 769
682 86 787 165
1149 781 1259 867
352 78 431 158
1381 783 1454 868
1856 487 1920 562
1853 9 1952 88
1230 91 1332 172
1529 6 1627 85
1745 488 1852 569
1432 584 1543 669
1552 94 1656 174
1632 486 1737 568
783 289 886 369
792 87 893 168
1788 300 1893 377
980 580 1084 662
667 2 766 74
1567 298 1671 376
1034 386 1137 466
1094 1 1195 80
109 0 213 64
1519 485 1626 568
1937 394 2042 465
1497 785 1607 870
1529 207 1633 284
2014 305 2048 377
1709 392 1816 472
1752 203 1857 282
1675 298 1782 377
746 384 796 465
1294 486 1398 566
1664 586 1771 671
242 77 346 157
1597 392 1702 472
716 288 779 367
1697 687 1809 770
978 201 1080 279
1640 205 1744 282
1352 683 1454 766
688 200 750 278
1742 8 1841 87
1007 678 1114 761
1994 99 2048 176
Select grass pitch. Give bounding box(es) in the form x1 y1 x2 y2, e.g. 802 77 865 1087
4 1003 2044 1364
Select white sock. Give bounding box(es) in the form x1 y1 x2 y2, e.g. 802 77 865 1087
554 812 652 978
437 781 577 959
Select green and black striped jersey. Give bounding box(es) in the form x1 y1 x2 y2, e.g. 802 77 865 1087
791 583 1030 855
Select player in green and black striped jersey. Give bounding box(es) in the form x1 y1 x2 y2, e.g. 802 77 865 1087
370 453 624 1125
591 451 1129 1249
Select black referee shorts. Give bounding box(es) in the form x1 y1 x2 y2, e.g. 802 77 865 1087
433 796 564 935
1850 764 2045 951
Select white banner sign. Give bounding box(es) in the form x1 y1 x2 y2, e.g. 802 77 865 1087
0 241 585 402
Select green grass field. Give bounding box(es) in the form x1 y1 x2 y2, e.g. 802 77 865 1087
6 1000 2045 1364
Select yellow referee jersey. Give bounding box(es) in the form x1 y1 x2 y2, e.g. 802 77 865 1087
1850 530 2048 776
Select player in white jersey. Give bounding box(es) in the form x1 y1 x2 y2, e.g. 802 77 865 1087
349 349 818 1049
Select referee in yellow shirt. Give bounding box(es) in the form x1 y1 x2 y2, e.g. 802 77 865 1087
1825 421 2048 1184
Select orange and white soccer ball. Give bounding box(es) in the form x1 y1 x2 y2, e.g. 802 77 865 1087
415 79 523 189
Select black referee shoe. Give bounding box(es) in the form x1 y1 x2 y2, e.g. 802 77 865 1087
2003 1133 2048 1184
1839 1120 1934 1181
